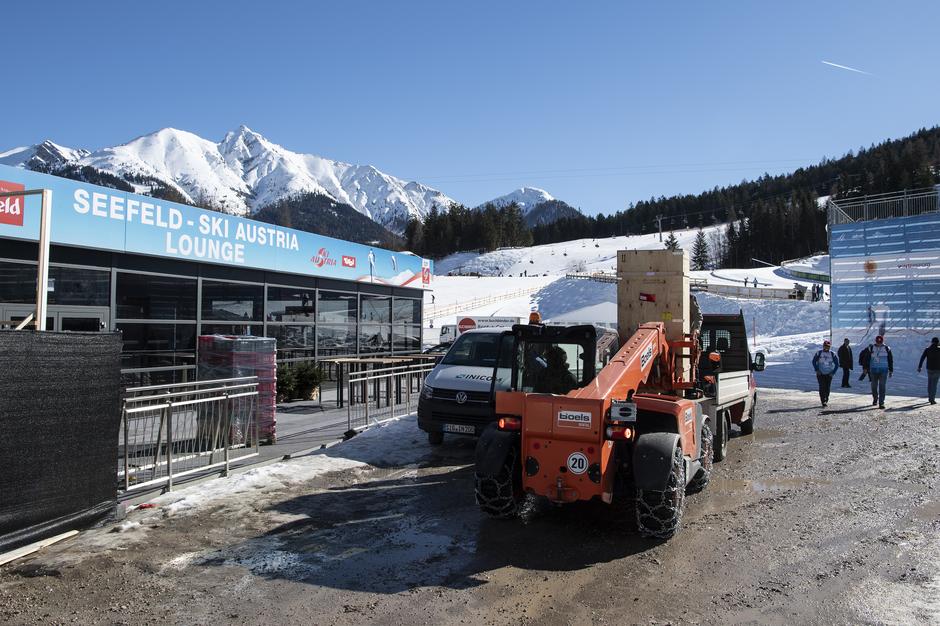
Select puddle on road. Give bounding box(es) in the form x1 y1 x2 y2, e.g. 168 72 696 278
912 500 940 523
689 476 830 519
748 428 786 442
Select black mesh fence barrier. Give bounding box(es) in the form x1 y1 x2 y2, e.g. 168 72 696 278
0 331 123 553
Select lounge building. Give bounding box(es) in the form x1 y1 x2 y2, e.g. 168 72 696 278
0 164 431 384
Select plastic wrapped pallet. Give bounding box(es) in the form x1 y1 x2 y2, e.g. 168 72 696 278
197 335 277 443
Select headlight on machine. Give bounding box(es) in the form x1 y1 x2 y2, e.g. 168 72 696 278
422 385 434 400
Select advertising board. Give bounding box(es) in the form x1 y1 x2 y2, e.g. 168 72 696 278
0 164 432 288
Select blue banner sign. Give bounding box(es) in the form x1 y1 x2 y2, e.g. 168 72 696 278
0 164 432 288
830 213 940 338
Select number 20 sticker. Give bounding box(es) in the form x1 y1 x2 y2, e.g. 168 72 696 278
566 452 588 475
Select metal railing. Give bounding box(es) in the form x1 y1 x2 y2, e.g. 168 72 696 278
346 362 436 432
828 188 940 225
426 286 542 320
564 271 619 283
120 377 260 492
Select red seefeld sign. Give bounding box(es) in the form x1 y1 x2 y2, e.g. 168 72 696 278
341 255 356 268
0 180 25 226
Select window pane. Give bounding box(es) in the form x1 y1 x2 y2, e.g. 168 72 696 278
392 298 421 324
267 286 316 322
116 323 196 369
49 266 110 306
200 323 263 336
318 324 357 356
361 295 391 323
318 291 357 324
116 272 197 320
202 280 263 321
393 324 421 351
360 324 391 353
0 261 37 304
267 325 316 360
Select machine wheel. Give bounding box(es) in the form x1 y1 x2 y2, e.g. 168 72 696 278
636 444 686 539
687 421 713 494
740 397 757 435
713 411 729 462
474 443 522 518
428 431 444 446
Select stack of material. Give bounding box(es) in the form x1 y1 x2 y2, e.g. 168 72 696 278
197 335 277 443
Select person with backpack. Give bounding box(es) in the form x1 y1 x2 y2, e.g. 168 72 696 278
917 337 940 404
867 335 893 409
837 338 853 388
812 340 840 407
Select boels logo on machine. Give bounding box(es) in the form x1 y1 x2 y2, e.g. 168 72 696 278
0 180 25 227
557 409 592 429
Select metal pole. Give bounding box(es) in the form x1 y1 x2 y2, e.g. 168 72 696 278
165 403 174 491
222 394 230 477
123 406 130 491
36 190 52 330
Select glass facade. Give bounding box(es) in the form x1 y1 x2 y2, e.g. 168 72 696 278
0 257 424 379
0 261 110 306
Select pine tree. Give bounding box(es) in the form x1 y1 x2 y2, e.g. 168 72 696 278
664 231 680 251
691 229 709 270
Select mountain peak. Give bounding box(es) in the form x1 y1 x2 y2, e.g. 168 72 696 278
477 187 556 212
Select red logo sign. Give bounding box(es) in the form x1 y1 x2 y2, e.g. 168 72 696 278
422 267 431 284
639 292 656 302
458 317 477 333
0 180 25 227
311 247 337 268
341 255 356 268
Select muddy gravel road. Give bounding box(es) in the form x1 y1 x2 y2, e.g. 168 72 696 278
2 388 939 625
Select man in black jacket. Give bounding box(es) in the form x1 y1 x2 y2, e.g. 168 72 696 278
917 337 940 404
837 338 853 388
858 345 871 381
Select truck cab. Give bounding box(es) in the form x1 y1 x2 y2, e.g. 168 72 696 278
698 312 765 459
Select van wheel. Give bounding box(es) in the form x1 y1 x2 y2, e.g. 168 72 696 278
740 398 756 435
428 431 444 445
636 444 686 539
713 411 729 462
475 444 522 518
687 422 713 494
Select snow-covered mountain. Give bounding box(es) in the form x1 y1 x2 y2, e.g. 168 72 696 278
477 187 555 212
476 187 582 227
0 140 90 171
1 126 456 234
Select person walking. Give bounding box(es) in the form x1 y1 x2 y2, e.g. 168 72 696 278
858 344 871 381
917 337 940 404
837 338 853 388
867 335 893 409
812 340 839 407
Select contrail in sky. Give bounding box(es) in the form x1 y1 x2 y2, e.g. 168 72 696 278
821 60 872 75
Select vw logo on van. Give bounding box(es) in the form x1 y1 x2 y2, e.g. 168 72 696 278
455 391 468 404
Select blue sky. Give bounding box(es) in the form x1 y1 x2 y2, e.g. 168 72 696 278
2 1 938 215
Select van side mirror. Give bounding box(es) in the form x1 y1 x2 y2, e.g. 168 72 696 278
752 352 766 372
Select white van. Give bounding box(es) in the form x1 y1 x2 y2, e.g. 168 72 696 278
417 328 513 445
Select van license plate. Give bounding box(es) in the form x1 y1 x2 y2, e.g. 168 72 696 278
443 423 475 434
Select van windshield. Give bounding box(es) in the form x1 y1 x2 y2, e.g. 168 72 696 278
441 333 513 367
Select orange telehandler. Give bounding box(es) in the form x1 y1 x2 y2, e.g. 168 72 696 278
473 306 764 538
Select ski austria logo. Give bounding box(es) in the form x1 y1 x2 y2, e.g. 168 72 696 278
312 247 337 268
0 180 25 227
341 255 356 268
